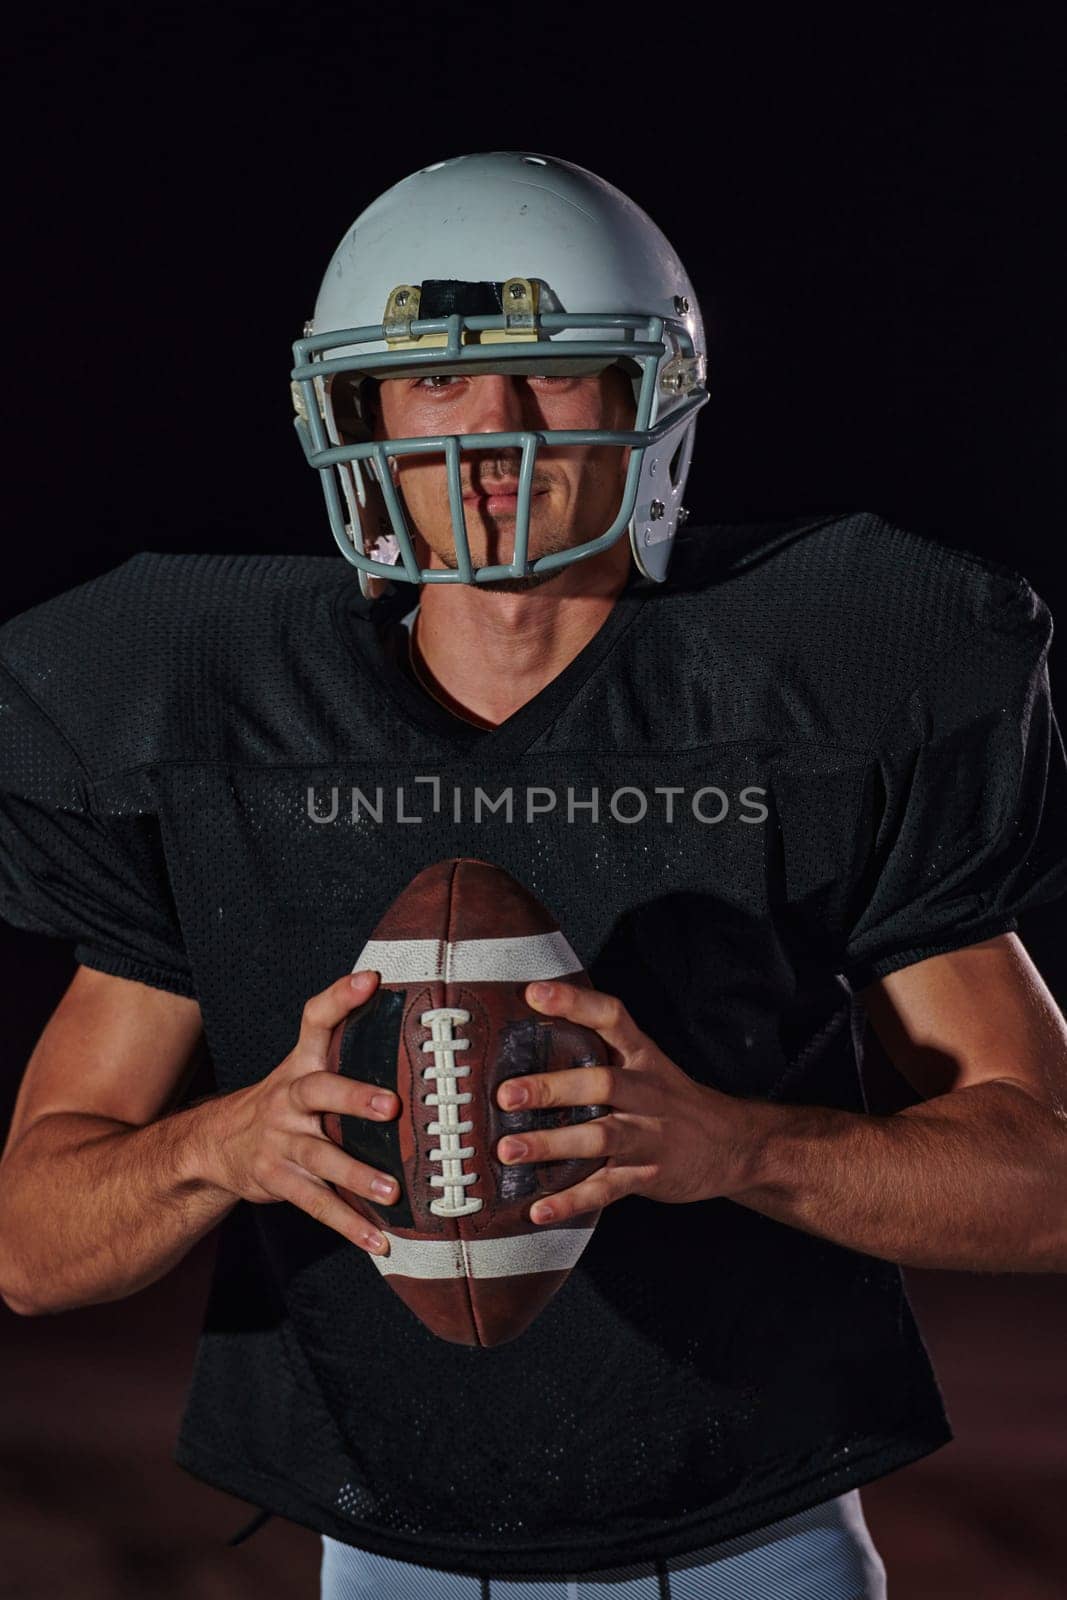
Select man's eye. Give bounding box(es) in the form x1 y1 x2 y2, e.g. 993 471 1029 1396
410 373 570 392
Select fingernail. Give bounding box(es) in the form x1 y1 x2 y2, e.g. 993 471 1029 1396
371 1177 396 1199
502 1085 528 1109
528 982 552 1003
371 1093 395 1114
367 1231 388 1252
532 1204 555 1224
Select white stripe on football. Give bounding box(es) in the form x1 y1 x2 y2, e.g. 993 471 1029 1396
353 930 583 985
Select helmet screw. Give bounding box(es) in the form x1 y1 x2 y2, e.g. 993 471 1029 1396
395 290 410 307
677 506 690 528
673 295 690 315
303 319 315 337
650 499 666 521
509 282 525 299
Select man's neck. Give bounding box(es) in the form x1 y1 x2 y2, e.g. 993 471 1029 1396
408 545 634 729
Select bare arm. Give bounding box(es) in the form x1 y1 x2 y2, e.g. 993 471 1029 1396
731 933 1067 1270
0 965 404 1316
0 967 225 1313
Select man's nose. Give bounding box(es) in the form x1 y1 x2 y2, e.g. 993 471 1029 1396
466 374 528 435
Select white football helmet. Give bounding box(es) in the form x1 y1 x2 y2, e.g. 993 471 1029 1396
291 152 708 596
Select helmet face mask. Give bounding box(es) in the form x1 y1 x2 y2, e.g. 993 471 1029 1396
291 154 709 596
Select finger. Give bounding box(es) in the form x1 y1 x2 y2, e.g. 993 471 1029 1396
273 1163 391 1257
526 1167 630 1227
291 1069 399 1121
525 982 643 1053
498 1116 616 1166
497 1061 617 1113
288 1131 400 1206
296 969 381 1057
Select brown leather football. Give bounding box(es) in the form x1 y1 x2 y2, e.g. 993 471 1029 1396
323 857 610 1347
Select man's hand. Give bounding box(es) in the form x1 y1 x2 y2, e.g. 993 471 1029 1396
206 969 401 1258
494 980 746 1225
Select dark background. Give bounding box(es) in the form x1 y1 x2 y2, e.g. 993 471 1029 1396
3 4 1066 1596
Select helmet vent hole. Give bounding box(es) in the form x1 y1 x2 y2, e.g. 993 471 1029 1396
668 441 686 484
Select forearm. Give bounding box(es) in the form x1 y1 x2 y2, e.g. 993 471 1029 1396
730 1079 1067 1271
0 1099 238 1314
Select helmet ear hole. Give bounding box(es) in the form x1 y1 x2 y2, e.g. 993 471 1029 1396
668 440 686 485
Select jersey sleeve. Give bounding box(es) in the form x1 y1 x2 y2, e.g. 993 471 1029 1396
840 574 1067 989
0 660 195 997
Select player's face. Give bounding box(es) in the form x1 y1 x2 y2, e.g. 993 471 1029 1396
369 368 636 591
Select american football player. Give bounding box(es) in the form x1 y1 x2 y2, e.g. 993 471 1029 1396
2 152 1066 1600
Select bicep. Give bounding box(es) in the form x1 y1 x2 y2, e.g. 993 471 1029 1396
1 964 205 1161
857 932 1067 1109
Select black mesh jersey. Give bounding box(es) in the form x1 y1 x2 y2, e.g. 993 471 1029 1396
2 510 1066 1578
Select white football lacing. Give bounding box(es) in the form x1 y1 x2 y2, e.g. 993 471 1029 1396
420 1006 484 1218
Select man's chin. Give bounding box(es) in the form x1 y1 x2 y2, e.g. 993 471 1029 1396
422 535 576 592
424 557 562 595
475 570 561 594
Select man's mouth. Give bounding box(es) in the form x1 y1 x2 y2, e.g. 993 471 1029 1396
463 486 549 515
